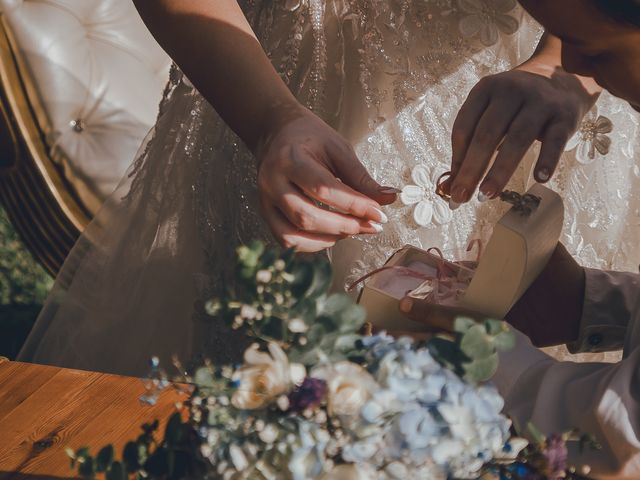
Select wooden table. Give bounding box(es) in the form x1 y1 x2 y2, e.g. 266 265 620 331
0 358 185 479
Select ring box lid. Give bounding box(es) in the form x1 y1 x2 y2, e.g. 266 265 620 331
357 184 564 330
459 183 564 318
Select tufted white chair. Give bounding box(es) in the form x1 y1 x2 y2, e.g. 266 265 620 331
0 0 171 274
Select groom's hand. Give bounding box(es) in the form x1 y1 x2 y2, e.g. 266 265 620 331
505 243 585 347
396 243 586 348
396 297 484 334
445 45 599 206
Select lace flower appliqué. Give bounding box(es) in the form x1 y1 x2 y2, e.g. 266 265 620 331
565 108 613 164
457 0 520 47
401 165 453 227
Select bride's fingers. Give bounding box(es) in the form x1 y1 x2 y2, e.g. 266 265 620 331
478 111 544 197
261 201 341 252
288 145 390 224
449 98 523 204
271 177 384 236
324 141 398 206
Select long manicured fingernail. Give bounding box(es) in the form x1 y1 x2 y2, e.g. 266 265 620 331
400 297 413 313
373 207 388 224
536 168 550 182
477 191 490 203
369 221 384 233
449 200 461 211
379 186 401 194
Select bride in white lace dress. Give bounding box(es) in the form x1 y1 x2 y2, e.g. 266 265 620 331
19 0 640 376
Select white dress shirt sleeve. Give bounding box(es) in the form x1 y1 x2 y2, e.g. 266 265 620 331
492 269 640 479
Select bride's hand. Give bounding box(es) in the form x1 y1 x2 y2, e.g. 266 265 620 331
255 106 398 252
445 38 600 206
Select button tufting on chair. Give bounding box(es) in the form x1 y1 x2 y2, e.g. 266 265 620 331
0 0 171 274
0 0 171 207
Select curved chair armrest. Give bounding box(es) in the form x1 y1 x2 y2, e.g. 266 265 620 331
0 17 90 275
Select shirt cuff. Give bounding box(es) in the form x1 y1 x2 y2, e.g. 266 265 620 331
491 327 550 398
567 268 640 354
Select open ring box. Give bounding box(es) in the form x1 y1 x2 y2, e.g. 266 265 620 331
356 184 564 331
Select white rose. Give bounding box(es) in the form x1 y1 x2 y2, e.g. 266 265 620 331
312 362 377 417
232 343 305 410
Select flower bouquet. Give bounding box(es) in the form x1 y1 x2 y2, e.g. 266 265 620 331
69 242 597 480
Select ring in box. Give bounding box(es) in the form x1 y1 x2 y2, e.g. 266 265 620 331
357 184 564 331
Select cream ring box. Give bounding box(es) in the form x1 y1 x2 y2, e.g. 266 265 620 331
357 184 564 331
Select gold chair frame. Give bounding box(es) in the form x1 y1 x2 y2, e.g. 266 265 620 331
0 16 91 276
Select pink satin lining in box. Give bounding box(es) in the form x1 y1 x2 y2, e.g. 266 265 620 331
348 241 482 304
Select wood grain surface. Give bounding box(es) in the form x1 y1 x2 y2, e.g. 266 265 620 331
0 358 185 479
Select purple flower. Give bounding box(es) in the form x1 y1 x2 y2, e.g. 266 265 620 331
287 377 327 412
543 434 568 479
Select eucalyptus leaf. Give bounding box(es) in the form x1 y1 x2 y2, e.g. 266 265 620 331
428 336 466 374
145 447 170 476
333 333 362 352
106 461 126 480
78 455 95 478
96 445 114 472
123 441 140 473
453 316 477 333
317 331 340 351
484 318 504 336
463 353 499 383
306 323 326 345
76 447 91 458
307 260 332 299
320 294 366 331
164 412 183 447
321 294 354 317
460 324 494 359
337 304 367 332
291 346 323 366
493 330 516 351
291 262 314 298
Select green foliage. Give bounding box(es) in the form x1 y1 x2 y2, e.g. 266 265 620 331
70 242 519 479
205 241 361 365
68 413 205 480
0 206 52 305
428 317 515 383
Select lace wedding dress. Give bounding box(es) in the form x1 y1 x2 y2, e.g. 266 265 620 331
19 0 640 376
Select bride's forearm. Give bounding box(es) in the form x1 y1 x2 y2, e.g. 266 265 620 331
133 0 301 151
